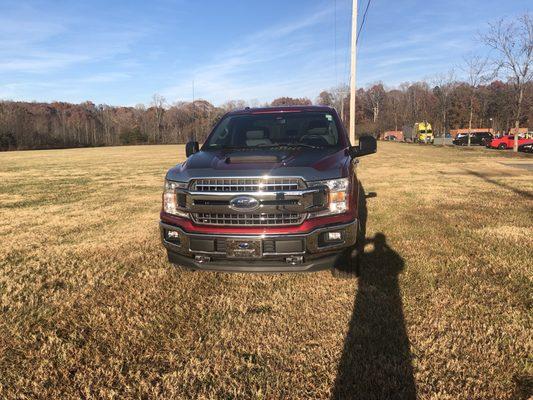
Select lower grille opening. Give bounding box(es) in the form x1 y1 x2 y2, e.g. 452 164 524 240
263 239 275 253
215 238 227 252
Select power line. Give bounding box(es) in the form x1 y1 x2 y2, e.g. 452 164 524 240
356 0 371 45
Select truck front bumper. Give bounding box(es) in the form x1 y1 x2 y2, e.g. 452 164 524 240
160 219 358 273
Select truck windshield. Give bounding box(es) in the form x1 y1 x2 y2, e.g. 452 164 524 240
203 112 342 149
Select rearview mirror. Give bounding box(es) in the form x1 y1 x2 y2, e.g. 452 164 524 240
349 135 377 158
185 141 199 157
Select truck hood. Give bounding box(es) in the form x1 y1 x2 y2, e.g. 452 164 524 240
166 147 351 182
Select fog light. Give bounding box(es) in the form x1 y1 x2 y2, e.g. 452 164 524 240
327 232 342 241
165 230 181 245
167 231 180 239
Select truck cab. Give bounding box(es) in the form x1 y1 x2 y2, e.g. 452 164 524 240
159 106 376 275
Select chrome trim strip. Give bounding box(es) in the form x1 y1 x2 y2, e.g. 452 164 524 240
183 188 321 197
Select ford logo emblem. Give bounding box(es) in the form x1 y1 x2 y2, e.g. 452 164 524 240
238 242 250 249
229 195 260 211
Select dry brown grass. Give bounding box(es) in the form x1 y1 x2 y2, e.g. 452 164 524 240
0 143 531 399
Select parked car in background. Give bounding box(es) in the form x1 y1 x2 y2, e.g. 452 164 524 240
518 143 533 153
489 135 533 149
453 132 492 146
480 136 493 147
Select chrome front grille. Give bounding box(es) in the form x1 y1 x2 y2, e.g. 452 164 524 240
184 177 320 226
190 177 305 192
193 212 304 226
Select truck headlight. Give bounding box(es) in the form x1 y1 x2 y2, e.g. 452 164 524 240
163 180 189 218
309 178 349 217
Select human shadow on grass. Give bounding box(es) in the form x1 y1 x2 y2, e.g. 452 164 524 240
331 232 417 400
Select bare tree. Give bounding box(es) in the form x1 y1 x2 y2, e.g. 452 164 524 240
432 70 457 145
483 13 533 151
461 54 491 146
151 94 166 143
367 83 386 123
97 104 115 145
330 84 349 124
220 100 248 112
316 91 334 107
385 89 404 131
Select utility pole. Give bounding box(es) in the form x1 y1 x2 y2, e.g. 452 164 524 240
192 80 196 141
349 0 358 145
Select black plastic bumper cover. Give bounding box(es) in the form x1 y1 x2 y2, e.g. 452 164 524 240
160 219 357 273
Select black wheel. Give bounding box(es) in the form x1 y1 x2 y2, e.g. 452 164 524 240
498 143 507 150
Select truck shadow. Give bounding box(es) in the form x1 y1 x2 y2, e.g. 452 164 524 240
331 186 416 399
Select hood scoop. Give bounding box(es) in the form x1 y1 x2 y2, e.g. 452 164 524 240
226 155 280 164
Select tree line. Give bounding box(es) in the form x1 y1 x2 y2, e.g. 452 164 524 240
1 77 530 151
0 97 223 151
1 13 530 151
330 79 532 137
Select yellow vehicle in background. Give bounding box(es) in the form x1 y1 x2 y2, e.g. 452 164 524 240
414 122 434 143
402 122 434 143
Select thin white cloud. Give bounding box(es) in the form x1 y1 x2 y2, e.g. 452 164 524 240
80 72 132 83
0 52 91 73
375 56 426 68
160 7 336 105
0 2 145 75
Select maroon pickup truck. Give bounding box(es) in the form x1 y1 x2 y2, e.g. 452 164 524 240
160 106 376 276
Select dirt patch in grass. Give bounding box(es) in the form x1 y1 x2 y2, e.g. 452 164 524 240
0 143 531 399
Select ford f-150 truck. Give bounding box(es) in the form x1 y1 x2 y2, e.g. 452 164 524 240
159 106 376 276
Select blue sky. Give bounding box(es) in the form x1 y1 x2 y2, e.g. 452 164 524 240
0 0 530 106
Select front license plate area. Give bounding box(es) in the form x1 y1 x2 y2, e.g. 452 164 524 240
226 239 262 259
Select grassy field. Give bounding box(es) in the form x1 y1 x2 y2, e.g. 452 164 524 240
0 143 531 399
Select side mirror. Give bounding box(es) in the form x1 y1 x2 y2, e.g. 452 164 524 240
185 141 199 157
349 135 377 158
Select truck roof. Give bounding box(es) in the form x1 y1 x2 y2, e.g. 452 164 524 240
226 105 336 116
